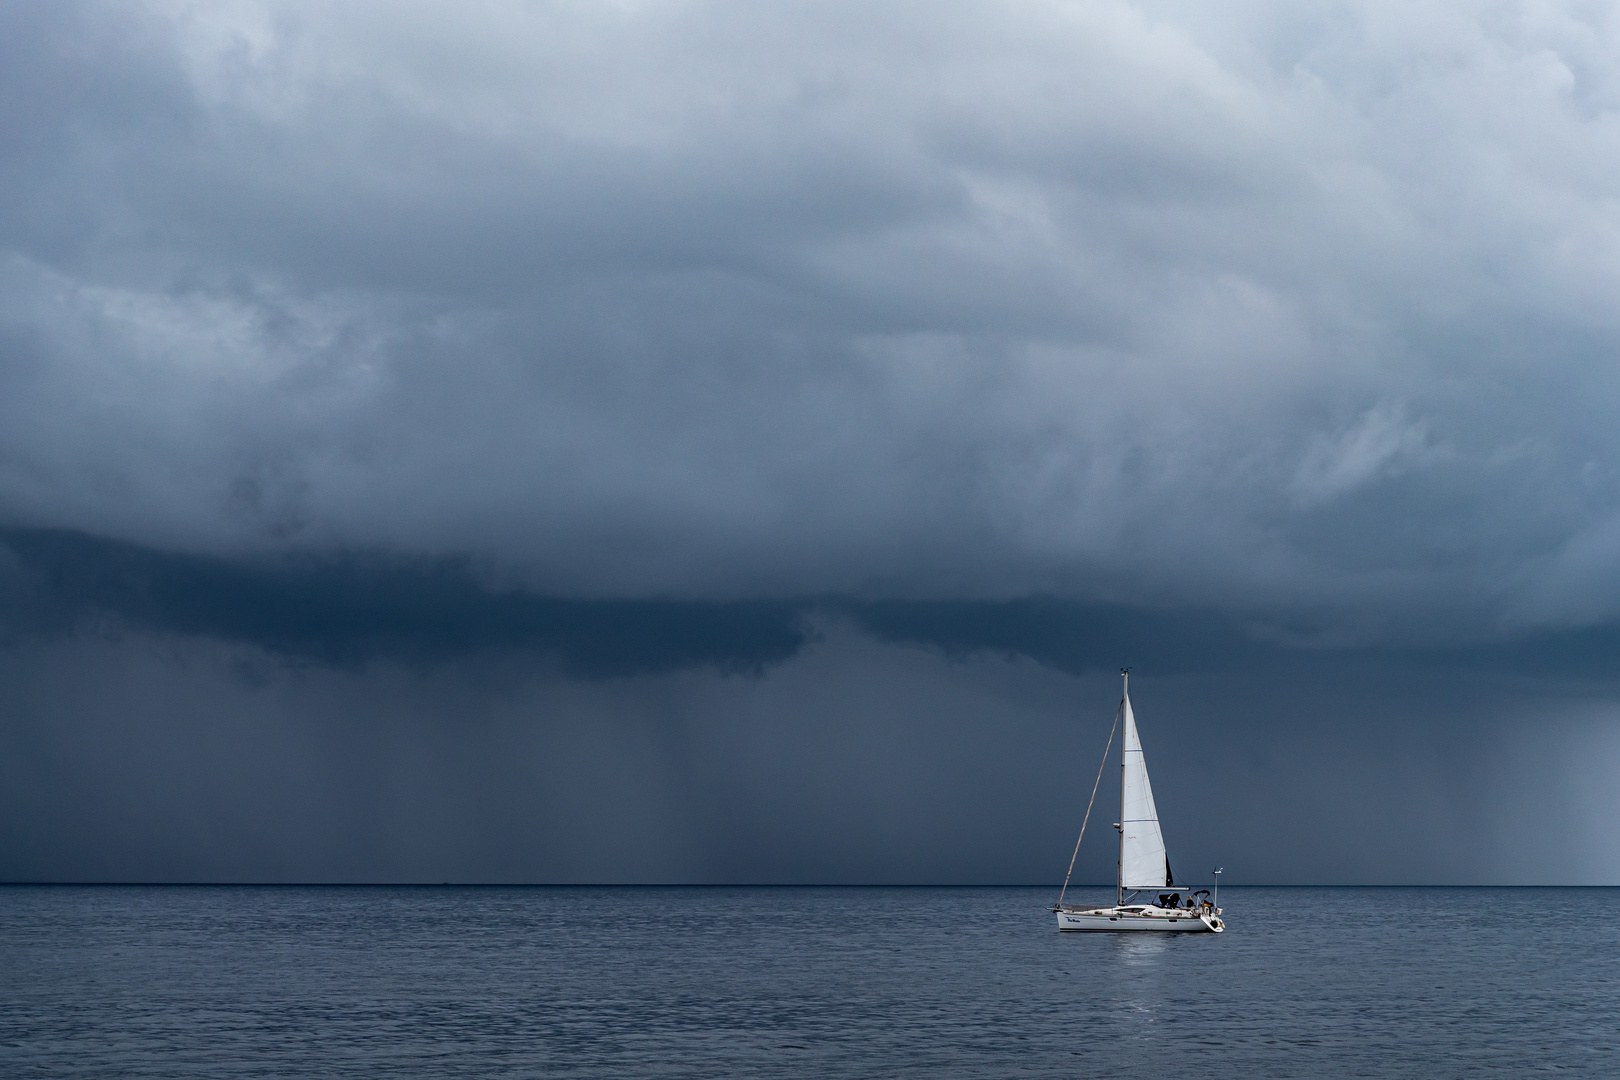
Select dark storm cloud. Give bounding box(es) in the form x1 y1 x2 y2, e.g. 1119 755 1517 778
846 598 1279 675
6 525 1617 684
0 527 809 677
0 526 1273 676
4 1 1620 643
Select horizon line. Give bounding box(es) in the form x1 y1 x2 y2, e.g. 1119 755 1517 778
4 881 1618 888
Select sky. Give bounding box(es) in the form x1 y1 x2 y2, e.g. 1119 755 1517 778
3 0 1620 884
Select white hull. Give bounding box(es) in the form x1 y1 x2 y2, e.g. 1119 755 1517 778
1055 904 1223 933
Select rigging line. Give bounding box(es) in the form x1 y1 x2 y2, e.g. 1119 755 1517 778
1056 698 1123 910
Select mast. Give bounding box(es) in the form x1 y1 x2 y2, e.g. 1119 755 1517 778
1117 668 1128 907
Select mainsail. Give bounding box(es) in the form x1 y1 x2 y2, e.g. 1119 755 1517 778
1119 693 1170 890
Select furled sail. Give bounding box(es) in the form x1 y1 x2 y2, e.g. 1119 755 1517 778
1119 693 1170 890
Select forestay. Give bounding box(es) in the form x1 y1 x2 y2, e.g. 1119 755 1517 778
1119 694 1170 889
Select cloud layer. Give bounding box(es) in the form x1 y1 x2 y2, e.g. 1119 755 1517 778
5 1 1620 642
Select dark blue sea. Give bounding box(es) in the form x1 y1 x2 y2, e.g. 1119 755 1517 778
2 885 1616 1077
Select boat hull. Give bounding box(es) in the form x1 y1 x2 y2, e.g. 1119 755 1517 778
1055 906 1223 932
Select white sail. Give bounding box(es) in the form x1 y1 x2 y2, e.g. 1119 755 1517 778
1119 693 1170 890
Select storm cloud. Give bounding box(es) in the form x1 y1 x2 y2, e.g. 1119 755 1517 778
4 1 1620 883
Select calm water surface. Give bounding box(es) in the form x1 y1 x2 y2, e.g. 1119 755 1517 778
2 886 1616 1077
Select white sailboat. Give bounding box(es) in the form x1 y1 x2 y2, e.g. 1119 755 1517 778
1051 670 1225 933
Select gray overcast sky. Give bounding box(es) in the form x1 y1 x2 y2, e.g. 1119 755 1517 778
3 0 1620 883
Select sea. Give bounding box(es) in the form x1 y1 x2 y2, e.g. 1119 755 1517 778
2 885 1616 1077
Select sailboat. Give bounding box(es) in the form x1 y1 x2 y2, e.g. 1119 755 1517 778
1051 670 1225 932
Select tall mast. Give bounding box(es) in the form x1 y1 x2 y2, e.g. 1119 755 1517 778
1117 668 1128 907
